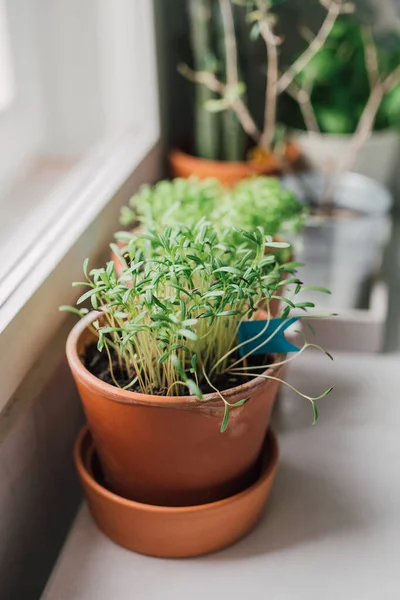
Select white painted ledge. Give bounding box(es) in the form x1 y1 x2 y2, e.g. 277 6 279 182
42 351 400 600
0 126 160 413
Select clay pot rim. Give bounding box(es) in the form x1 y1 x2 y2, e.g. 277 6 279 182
169 145 301 171
66 311 283 407
74 425 279 513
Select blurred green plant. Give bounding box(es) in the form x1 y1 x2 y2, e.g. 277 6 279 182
180 0 354 162
293 19 400 134
120 176 305 244
217 176 306 237
120 177 222 229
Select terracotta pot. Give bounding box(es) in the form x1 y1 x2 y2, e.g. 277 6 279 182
169 144 301 187
74 426 279 558
66 312 283 506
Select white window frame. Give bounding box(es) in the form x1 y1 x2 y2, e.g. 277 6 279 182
0 0 14 112
0 0 161 412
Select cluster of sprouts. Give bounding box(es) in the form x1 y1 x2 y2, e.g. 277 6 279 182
62 222 333 431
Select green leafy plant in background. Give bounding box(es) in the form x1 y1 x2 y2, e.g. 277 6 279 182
61 222 332 430
180 0 354 162
292 19 400 134
120 177 222 229
120 176 305 246
216 177 306 238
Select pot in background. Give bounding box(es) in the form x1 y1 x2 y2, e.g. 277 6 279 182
74 426 279 558
283 172 393 311
292 129 400 188
66 312 283 507
169 144 301 187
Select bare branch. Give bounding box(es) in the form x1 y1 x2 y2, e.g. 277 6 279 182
338 65 400 172
259 15 280 150
231 98 262 143
361 26 380 90
382 65 400 92
286 80 321 134
277 0 348 93
178 63 225 94
218 0 261 144
178 63 261 143
219 0 238 87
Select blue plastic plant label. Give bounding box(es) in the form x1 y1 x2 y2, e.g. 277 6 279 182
238 317 301 356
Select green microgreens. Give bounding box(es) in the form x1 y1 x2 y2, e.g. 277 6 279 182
120 177 306 245
215 176 306 238
61 222 333 431
120 177 222 228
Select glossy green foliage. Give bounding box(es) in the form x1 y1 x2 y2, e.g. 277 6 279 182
295 19 400 134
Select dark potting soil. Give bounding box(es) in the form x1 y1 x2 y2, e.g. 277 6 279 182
83 343 273 396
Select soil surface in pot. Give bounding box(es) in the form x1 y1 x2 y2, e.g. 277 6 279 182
83 343 272 395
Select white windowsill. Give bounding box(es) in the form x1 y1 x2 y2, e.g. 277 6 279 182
42 351 400 600
0 122 160 413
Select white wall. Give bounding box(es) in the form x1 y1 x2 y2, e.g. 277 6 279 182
0 0 44 196
36 0 105 157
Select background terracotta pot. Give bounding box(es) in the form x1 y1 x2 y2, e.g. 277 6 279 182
67 312 283 506
169 144 301 187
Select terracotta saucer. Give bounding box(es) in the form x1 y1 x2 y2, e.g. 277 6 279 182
74 426 279 558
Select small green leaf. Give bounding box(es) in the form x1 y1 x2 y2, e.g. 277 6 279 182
186 379 203 399
83 258 90 279
295 302 315 309
182 318 198 327
213 266 242 276
77 288 101 304
171 355 187 380
302 286 331 294
152 294 167 310
126 261 144 274
250 22 260 41
225 82 246 101
159 352 170 364
97 333 104 352
72 281 92 288
91 294 99 309
59 306 88 317
99 327 122 334
106 261 115 279
283 262 304 270
312 402 318 425
220 404 230 433
230 397 249 407
177 328 198 342
277 277 301 287
277 297 296 308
